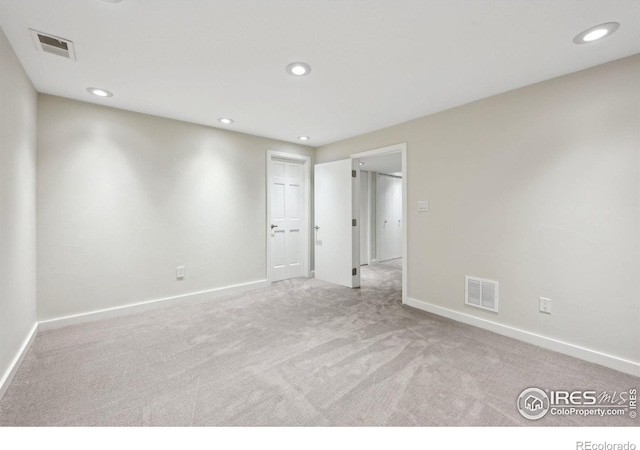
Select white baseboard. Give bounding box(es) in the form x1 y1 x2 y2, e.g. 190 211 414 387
406 297 640 377
38 279 269 331
0 323 38 401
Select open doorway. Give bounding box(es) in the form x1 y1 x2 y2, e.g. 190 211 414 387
352 144 407 304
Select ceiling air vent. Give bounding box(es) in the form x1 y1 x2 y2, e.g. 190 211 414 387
465 275 499 313
29 29 76 60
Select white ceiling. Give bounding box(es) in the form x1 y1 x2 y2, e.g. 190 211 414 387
359 153 402 176
0 0 638 147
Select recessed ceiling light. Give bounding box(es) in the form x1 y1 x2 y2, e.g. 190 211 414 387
359 162 365 166
573 22 619 44
298 136 310 141
218 118 234 125
286 62 311 76
87 87 113 97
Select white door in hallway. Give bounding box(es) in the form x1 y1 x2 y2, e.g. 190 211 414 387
376 174 402 261
359 170 370 265
314 159 359 288
391 175 403 258
270 157 304 282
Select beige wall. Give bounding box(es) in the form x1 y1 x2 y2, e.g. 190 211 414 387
0 28 37 390
37 95 313 321
317 55 640 364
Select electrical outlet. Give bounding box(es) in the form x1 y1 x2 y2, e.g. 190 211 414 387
176 266 185 279
539 297 551 314
417 200 428 212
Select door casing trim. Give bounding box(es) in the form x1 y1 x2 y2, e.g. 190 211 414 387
266 151 312 284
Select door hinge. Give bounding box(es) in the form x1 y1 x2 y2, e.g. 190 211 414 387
352 218 357 227
352 268 357 276
352 170 357 178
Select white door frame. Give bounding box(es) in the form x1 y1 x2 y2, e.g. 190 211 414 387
351 143 407 305
266 151 312 283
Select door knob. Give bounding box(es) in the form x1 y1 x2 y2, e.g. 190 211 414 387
271 224 278 229
314 225 320 230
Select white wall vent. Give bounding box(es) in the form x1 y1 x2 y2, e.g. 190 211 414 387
29 29 76 60
465 276 499 313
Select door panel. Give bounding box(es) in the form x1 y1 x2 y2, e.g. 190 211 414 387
273 230 285 267
287 229 300 266
287 183 300 220
273 184 285 219
314 159 358 288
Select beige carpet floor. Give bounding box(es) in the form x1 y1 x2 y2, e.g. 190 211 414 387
1 259 638 426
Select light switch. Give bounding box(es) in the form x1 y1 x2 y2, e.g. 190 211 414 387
417 201 428 212
176 266 185 279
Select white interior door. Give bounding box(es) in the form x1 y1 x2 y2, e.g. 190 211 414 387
270 157 304 282
391 176 403 259
314 159 359 288
376 174 390 261
359 171 369 265
376 173 402 261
